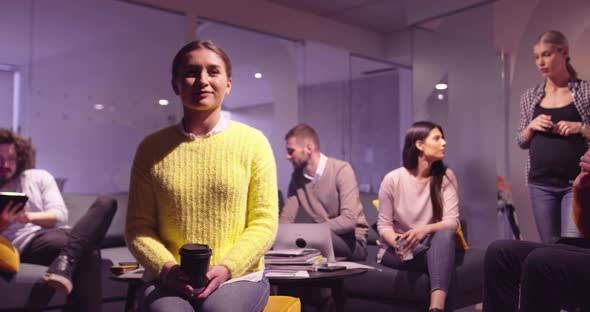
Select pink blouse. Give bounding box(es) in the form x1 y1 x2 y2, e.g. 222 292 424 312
377 167 459 236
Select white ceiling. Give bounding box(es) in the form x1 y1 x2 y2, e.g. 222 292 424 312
267 0 498 33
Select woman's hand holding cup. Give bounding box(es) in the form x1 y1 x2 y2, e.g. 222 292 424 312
196 265 231 299
160 261 197 297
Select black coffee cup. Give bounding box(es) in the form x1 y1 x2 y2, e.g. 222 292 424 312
179 244 212 291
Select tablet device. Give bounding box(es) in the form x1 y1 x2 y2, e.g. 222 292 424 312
0 192 28 214
317 265 346 272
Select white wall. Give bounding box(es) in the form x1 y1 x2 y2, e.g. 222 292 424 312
0 71 13 129
300 71 401 193
411 5 502 247
229 104 274 139
385 30 413 68
0 0 184 193
0 0 402 197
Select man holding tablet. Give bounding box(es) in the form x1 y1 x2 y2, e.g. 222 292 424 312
0 128 116 312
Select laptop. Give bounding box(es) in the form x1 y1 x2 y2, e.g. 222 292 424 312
273 223 335 262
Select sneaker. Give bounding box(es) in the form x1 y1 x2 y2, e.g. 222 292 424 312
43 255 75 294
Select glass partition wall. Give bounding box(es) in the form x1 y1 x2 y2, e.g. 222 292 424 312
411 5 504 247
1 0 185 193
197 20 303 195
1 1 411 198
199 21 410 196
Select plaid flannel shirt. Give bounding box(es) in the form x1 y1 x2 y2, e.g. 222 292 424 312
516 79 590 184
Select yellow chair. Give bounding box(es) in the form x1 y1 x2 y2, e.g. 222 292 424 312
263 296 301 312
0 235 19 273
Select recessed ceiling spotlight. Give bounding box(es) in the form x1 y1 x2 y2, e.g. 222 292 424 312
254 72 262 79
437 94 444 100
435 83 448 90
94 104 104 110
159 99 169 106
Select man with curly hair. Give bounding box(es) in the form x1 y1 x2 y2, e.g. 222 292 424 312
0 128 116 312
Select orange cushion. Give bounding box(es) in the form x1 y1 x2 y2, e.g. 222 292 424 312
455 224 469 250
0 235 19 273
372 199 469 250
263 296 301 312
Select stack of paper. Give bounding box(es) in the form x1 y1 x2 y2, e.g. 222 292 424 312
264 248 327 271
264 270 310 278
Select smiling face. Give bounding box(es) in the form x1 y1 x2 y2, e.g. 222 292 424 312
534 42 568 79
174 48 232 113
416 128 446 162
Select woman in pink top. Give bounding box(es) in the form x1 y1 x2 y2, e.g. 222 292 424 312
377 121 460 312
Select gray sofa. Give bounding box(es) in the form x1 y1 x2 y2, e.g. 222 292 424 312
0 193 136 311
340 192 485 312
1 192 485 311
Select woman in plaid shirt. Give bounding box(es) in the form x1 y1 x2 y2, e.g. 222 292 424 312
517 30 590 244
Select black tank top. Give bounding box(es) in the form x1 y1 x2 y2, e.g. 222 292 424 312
529 103 586 187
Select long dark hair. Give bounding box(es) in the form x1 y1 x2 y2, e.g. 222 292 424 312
536 30 578 80
402 121 447 222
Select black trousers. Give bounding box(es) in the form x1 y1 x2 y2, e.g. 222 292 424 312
483 239 590 312
331 231 367 261
20 196 117 312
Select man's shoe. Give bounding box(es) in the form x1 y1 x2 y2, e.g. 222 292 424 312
43 255 75 294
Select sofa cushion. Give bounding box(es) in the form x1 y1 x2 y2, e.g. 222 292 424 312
343 244 485 308
104 192 129 248
359 192 379 245
63 193 128 248
62 193 96 225
0 263 67 309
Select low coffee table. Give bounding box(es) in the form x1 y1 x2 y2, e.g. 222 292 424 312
110 273 143 312
267 268 368 312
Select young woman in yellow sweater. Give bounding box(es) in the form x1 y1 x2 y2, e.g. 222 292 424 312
125 40 278 312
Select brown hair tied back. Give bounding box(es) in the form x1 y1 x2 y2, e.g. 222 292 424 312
536 30 578 80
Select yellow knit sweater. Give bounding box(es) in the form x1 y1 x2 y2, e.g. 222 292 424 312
125 122 278 279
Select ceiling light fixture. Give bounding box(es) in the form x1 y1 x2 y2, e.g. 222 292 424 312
254 72 262 79
435 83 448 90
159 99 169 106
94 104 104 110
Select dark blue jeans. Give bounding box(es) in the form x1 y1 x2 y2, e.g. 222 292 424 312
528 183 580 244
